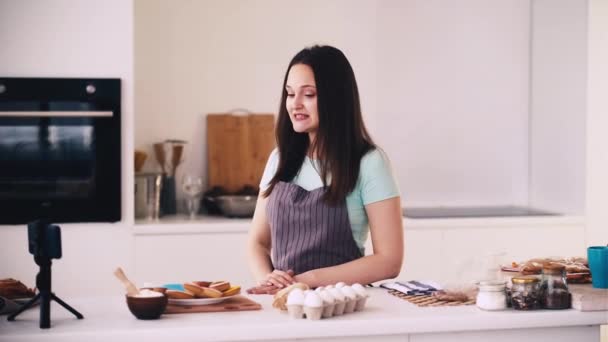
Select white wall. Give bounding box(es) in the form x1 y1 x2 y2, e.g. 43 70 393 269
529 0 588 215
134 0 378 205
375 0 531 207
135 0 538 209
586 0 608 246
0 0 135 296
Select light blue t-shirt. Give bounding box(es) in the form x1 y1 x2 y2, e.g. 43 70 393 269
259 148 400 254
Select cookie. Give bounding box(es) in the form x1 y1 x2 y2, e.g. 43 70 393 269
210 281 230 292
166 290 194 299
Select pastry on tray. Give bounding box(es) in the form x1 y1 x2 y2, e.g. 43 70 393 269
503 257 591 283
0 278 36 299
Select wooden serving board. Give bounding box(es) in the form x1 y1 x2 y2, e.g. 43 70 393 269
164 295 262 314
570 284 608 311
206 113 275 193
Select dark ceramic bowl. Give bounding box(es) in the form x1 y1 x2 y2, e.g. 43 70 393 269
126 293 168 320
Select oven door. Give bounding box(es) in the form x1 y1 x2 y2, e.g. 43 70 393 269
0 78 121 224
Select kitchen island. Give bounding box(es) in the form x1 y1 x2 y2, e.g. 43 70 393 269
1 288 606 342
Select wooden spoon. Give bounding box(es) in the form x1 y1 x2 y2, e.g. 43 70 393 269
171 144 184 176
153 143 166 174
113 267 140 296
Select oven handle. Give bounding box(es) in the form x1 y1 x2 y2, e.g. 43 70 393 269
0 111 113 117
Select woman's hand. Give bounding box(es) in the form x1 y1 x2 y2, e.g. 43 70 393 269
260 269 295 288
246 269 296 294
246 283 281 295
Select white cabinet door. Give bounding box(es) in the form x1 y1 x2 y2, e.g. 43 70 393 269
440 224 585 284
134 232 253 287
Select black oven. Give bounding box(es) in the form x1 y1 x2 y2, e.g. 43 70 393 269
0 78 121 224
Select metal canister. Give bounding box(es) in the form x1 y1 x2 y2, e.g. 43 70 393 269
135 172 163 220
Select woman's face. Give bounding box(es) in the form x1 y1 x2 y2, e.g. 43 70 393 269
285 63 319 136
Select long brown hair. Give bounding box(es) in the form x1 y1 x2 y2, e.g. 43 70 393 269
263 45 375 205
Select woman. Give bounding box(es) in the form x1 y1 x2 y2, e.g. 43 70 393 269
247 45 403 293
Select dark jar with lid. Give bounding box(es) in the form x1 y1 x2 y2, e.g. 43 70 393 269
541 263 572 309
511 276 542 310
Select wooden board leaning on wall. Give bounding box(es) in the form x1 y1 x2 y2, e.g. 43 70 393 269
206 113 275 194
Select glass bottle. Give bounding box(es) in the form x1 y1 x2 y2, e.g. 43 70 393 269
541 263 572 309
511 276 542 310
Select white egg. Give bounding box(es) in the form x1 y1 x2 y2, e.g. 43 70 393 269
304 291 323 308
286 288 305 305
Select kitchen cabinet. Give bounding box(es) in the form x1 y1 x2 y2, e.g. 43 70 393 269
133 215 585 287
133 219 252 286
134 232 250 286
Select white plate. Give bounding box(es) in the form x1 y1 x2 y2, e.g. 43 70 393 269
168 294 238 306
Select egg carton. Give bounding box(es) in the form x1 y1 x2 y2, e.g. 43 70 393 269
278 282 370 320
285 296 368 320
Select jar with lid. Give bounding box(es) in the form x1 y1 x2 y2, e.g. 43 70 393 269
476 280 507 310
541 263 572 309
510 276 542 310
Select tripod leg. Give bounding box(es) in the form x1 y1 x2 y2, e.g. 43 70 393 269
7 293 41 321
40 292 51 329
51 293 84 319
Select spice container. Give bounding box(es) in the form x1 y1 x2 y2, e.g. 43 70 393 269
476 280 507 311
541 264 571 309
511 276 542 310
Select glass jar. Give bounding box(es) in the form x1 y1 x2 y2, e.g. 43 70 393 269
476 280 507 310
541 264 572 309
511 276 542 310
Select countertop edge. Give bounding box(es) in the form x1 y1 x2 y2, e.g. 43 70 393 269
133 215 586 235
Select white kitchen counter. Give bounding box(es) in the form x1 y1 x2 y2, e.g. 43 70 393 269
1 288 605 342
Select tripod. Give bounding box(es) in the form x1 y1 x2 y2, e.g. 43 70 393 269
7 256 83 329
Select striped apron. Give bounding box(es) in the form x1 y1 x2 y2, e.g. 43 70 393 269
267 181 363 275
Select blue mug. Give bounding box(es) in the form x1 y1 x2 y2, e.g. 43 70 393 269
587 246 608 288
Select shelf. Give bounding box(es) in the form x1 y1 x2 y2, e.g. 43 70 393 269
402 215 585 229
134 214 251 235
402 206 558 219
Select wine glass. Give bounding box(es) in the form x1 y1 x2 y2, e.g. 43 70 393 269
181 175 203 219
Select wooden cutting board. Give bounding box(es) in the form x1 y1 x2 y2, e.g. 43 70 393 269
570 284 608 311
165 295 262 314
207 114 275 193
